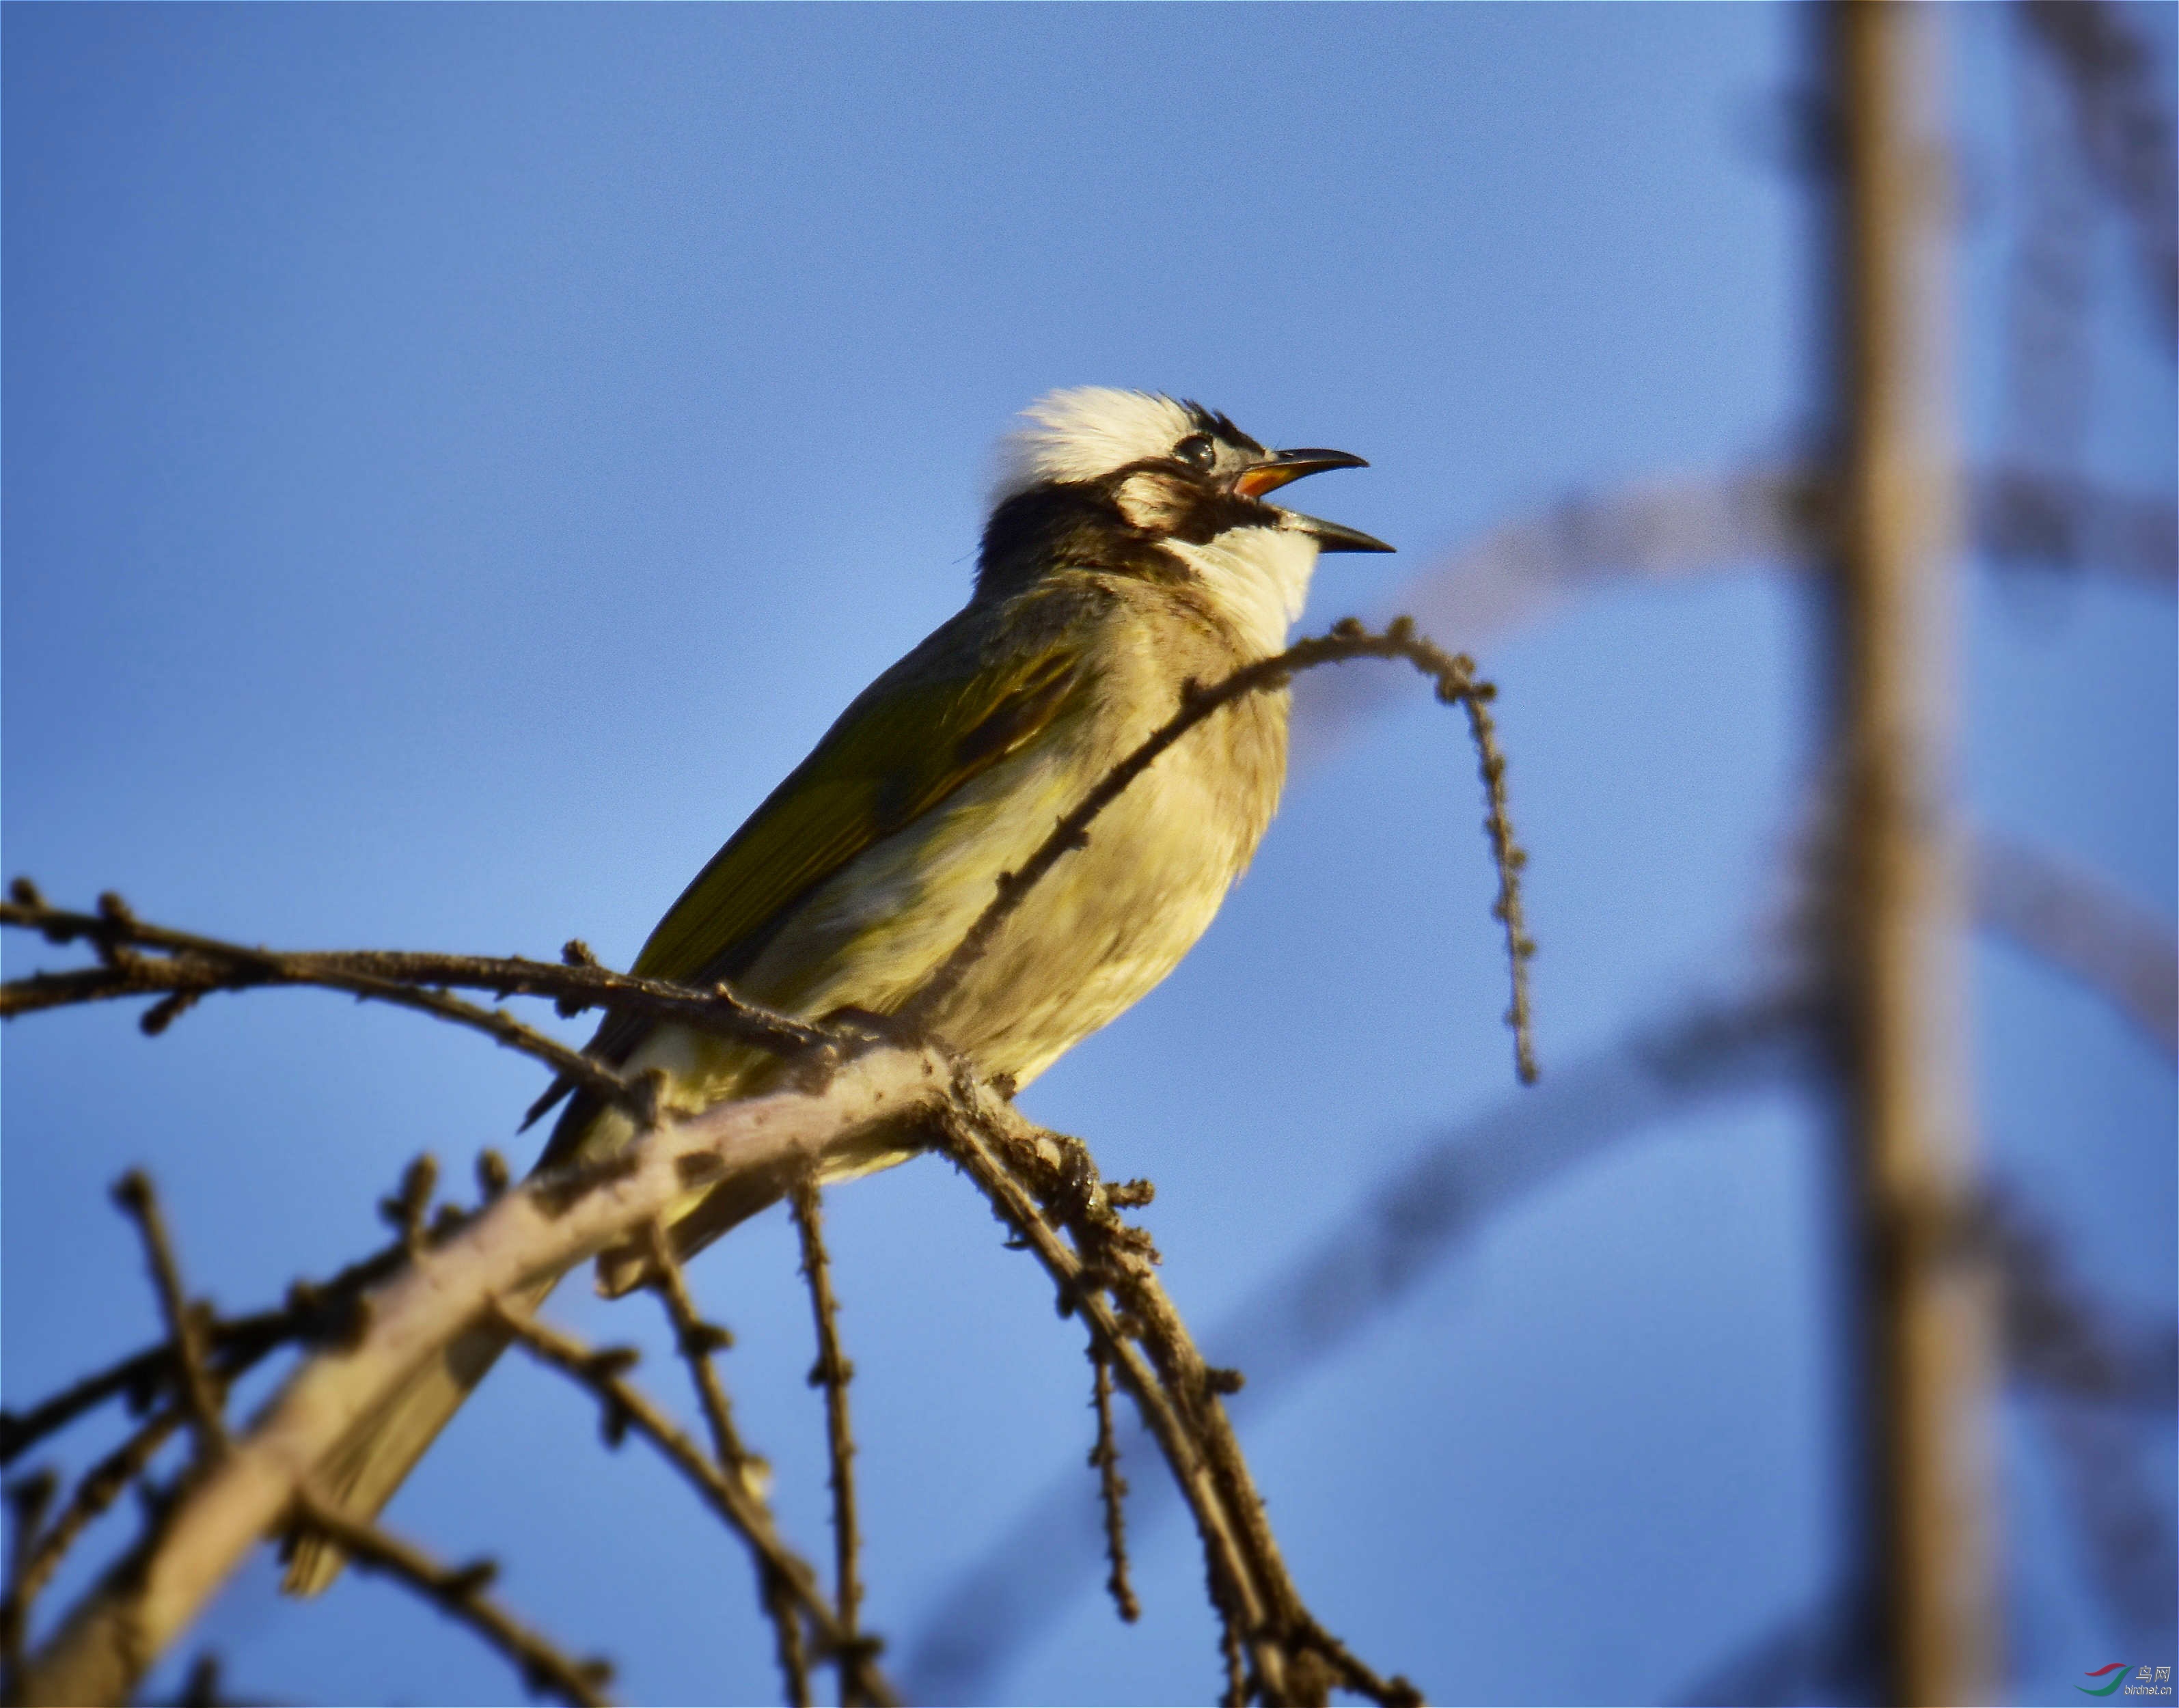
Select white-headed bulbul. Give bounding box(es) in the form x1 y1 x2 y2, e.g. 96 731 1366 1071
286 387 1390 1593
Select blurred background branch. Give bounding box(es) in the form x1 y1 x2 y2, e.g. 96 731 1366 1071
2018 0 2178 357
1291 462 2175 772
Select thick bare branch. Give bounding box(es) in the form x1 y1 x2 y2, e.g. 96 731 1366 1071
13 1045 949 1708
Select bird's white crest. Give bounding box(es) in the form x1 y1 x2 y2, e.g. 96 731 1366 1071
992 387 1201 500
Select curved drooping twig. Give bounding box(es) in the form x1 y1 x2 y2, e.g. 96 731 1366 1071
907 616 1537 1084
1286 474 2176 1059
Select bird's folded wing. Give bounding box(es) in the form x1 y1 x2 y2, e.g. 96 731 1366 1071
523 637 1084 1148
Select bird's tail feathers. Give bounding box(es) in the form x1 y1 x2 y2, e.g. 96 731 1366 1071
280 1273 553 1597
284 1115 923 1595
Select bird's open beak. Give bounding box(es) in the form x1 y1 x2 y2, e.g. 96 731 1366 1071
1280 510 1396 553
1236 447 1395 553
1233 447 1369 498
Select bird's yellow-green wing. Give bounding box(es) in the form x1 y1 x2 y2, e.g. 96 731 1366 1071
525 631 1083 1149
630 643 1080 989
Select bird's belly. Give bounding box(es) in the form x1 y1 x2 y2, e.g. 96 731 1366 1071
934 752 1259 1084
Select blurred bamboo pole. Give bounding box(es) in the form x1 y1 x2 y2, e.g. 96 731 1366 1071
1829 4 1999 1703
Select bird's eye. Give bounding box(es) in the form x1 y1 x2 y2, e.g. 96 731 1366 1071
1173 433 1217 471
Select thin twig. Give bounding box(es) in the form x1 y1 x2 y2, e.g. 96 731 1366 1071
377 1155 439 1254
929 1091 1293 1700
641 1228 810 1708
790 1179 868 1707
3 1243 408 1469
642 1226 756 1476
1 1470 58 1685
1444 636 1538 1085
110 1174 227 1463
933 1074 1429 1707
1291 1614 1423 1708
174 1650 222 1708
286 1488 614 1708
901 619 1537 1086
1 1409 182 1689
1 1353 169 1468
3 1172 244 1687
1088 1346 1139 1623
761 1567 814 1708
3 1318 264 1469
0 889 827 1053
2020 0 2178 350
1972 831 2178 1060
0 889 841 1118
492 1306 897 1708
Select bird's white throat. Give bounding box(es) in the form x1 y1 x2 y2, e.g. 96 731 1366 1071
1164 525 1319 659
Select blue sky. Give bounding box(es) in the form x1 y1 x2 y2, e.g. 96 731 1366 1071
4 7 2171 1705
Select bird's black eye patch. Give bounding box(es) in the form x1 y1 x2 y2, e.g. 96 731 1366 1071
1173 432 1217 471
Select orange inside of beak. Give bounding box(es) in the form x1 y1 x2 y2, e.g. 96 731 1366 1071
1235 464 1306 499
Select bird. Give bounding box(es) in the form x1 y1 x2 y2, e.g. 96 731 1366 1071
284 386 1390 1593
